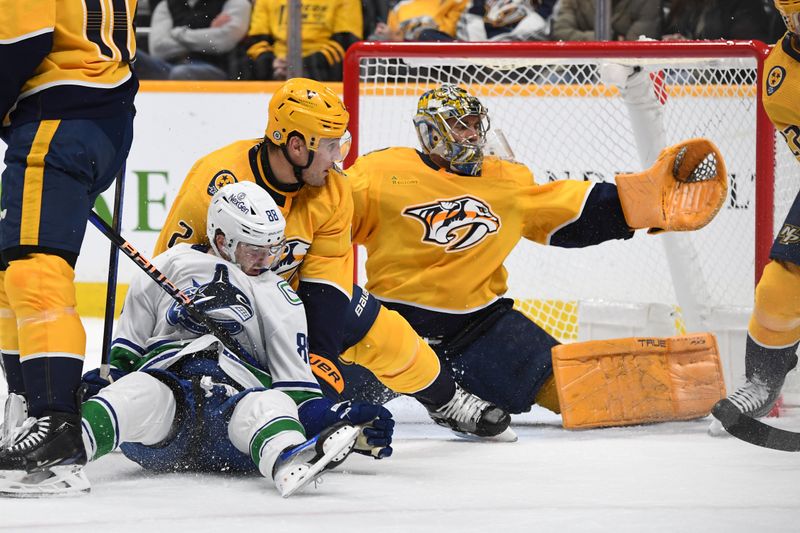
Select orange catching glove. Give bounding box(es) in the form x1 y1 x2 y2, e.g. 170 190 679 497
615 138 727 234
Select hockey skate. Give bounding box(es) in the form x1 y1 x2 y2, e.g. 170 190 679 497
272 422 359 498
426 384 516 442
0 411 90 498
1 393 30 449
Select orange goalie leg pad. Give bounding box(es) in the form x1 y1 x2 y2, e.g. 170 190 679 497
749 260 800 347
341 307 441 394
5 254 86 361
552 333 726 429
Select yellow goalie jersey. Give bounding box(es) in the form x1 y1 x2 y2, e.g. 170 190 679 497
154 140 354 298
764 32 800 163
1 0 138 126
349 147 633 313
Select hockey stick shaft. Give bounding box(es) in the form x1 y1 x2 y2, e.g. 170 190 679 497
88 210 246 360
99 166 126 380
713 399 800 452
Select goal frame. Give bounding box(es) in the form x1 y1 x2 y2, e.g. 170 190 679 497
342 39 776 286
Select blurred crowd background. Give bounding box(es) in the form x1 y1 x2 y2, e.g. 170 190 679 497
131 0 787 82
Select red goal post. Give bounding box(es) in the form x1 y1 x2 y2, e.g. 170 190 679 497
342 40 797 395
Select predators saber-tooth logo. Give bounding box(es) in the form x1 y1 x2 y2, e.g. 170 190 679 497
272 238 311 280
778 224 800 245
403 196 500 252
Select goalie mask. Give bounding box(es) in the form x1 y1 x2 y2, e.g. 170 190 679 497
413 85 491 176
207 182 286 273
485 0 533 28
775 0 800 35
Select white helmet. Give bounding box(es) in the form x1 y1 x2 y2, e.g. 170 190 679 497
207 181 286 270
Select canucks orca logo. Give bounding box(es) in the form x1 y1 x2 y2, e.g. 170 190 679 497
272 238 311 280
403 196 500 252
166 264 254 335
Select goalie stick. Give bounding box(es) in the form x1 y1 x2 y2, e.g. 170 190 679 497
712 400 800 452
88 210 250 363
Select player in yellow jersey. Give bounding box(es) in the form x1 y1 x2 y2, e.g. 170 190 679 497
346 84 730 429
155 78 513 440
712 0 800 430
0 0 137 492
244 0 362 81
385 0 468 41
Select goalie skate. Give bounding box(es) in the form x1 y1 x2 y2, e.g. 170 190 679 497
272 422 359 498
0 465 90 498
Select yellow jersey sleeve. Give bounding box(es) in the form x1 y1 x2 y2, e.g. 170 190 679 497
519 180 594 244
297 171 354 297
764 33 800 163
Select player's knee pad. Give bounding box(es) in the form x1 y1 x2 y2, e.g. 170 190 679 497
229 389 305 476
4 253 84 358
82 372 177 460
341 306 441 394
750 260 800 347
0 271 19 354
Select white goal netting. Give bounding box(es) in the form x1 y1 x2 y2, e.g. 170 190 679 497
345 41 800 397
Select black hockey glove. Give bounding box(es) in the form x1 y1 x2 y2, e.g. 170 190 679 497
326 401 395 459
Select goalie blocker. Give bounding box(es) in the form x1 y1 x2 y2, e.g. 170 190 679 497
552 333 726 429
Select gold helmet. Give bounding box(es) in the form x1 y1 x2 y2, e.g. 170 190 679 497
266 78 349 152
775 0 800 34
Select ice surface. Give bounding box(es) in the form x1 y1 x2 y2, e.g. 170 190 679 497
1 319 799 532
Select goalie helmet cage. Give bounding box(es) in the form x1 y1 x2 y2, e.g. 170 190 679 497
342 40 800 400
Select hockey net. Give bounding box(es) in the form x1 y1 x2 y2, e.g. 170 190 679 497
343 41 800 400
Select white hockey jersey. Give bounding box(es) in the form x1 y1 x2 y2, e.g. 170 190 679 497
111 244 321 402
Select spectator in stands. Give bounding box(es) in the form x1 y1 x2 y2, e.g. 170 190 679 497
550 0 662 41
371 0 469 42
363 0 393 41
458 0 558 41
244 0 362 81
135 0 251 80
662 0 769 41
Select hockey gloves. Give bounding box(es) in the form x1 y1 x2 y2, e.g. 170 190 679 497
615 137 727 234
326 401 395 459
81 368 127 399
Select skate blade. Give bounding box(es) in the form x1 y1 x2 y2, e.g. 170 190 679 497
0 465 90 498
278 425 359 498
451 426 518 443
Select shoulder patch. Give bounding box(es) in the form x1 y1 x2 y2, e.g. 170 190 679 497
277 280 303 306
767 66 786 96
207 170 238 196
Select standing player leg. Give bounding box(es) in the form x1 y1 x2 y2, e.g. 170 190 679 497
0 113 134 478
713 193 800 424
